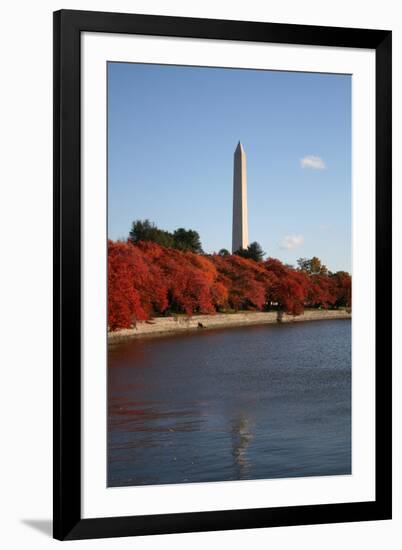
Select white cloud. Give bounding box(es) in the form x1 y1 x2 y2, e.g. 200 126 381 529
300 155 326 170
280 234 305 250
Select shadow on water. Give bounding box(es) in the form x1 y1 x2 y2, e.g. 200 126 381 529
108 320 351 487
231 413 254 479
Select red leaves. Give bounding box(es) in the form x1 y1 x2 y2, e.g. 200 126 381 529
108 241 352 330
331 271 352 308
108 241 170 330
141 243 217 315
108 242 148 330
307 274 336 309
264 258 309 315
210 254 267 311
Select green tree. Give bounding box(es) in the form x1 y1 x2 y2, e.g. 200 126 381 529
128 219 174 248
218 248 230 256
235 241 265 262
173 228 203 253
297 256 328 275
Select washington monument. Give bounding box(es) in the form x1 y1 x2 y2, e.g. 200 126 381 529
232 141 249 253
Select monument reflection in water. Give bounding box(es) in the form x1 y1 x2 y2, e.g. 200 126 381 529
108 319 351 487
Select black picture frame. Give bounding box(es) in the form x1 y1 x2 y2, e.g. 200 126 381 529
53 9 392 541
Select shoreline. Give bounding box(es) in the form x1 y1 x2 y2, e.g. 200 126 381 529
108 309 351 344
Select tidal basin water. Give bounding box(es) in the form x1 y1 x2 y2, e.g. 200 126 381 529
108 319 351 487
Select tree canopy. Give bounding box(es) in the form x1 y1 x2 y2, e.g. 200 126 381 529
235 241 265 262
108 241 352 330
173 227 203 253
128 219 174 248
128 219 202 253
297 256 328 275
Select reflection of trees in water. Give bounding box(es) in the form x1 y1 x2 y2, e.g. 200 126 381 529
231 414 253 479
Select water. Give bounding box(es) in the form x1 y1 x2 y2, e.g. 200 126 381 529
108 319 351 487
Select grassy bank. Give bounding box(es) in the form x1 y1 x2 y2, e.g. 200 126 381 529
108 309 351 344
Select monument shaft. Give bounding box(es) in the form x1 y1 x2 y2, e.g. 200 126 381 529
232 142 249 252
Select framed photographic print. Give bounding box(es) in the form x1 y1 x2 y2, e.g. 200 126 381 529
53 9 392 540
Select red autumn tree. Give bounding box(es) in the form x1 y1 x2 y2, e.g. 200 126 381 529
137 242 217 315
107 240 352 330
108 241 148 330
108 241 170 329
307 273 337 309
331 271 352 309
264 258 309 316
210 254 268 311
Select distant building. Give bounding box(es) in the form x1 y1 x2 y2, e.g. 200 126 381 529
232 142 249 253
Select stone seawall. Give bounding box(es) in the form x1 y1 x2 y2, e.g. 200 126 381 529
108 310 351 344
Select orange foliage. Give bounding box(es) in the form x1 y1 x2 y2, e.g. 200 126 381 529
210 254 268 311
108 241 352 330
264 258 309 315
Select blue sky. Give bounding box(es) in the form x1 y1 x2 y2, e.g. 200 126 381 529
108 62 351 273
